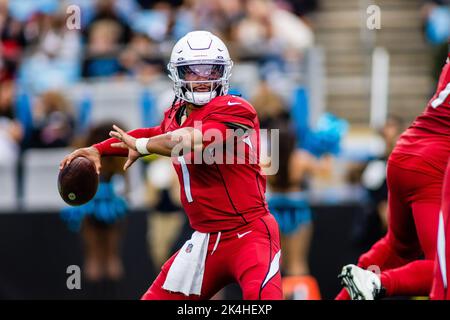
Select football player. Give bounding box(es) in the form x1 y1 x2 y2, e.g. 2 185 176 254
337 51 450 300
60 31 282 300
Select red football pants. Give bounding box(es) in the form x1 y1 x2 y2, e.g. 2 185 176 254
141 213 283 300
337 157 442 299
383 161 441 261
431 160 450 300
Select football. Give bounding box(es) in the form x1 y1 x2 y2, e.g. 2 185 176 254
58 156 99 206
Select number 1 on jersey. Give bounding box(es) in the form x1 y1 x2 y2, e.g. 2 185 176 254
178 156 193 203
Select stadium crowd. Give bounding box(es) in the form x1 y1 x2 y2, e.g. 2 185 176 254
0 0 317 169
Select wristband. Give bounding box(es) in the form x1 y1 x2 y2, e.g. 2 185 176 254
136 138 150 155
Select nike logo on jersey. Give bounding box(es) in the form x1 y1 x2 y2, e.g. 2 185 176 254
228 101 241 106
237 230 252 239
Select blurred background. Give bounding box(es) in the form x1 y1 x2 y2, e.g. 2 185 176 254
0 0 448 299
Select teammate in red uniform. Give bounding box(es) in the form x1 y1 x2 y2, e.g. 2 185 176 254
337 53 450 300
431 160 450 300
431 51 450 300
60 31 282 300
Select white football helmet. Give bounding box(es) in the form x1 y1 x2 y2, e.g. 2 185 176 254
167 31 233 106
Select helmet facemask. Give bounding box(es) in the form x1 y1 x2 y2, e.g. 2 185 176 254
168 60 233 105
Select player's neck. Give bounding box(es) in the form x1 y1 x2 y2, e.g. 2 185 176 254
178 103 195 126
185 103 200 117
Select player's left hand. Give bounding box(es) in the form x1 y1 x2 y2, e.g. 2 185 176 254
110 124 140 171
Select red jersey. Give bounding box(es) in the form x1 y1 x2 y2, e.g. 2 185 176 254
161 95 269 232
95 95 269 233
390 61 450 175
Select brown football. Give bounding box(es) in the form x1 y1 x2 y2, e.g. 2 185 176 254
58 156 99 206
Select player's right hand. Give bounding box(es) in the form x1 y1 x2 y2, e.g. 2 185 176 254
59 146 102 175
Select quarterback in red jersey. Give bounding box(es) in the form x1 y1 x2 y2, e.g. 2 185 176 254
60 31 282 300
337 54 450 300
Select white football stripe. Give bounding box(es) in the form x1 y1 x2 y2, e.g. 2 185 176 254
178 156 193 203
262 250 281 288
211 232 221 255
431 83 450 108
437 211 447 288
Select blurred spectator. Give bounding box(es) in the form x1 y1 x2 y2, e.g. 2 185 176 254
422 0 450 45
136 0 183 10
7 0 59 22
131 1 174 43
0 0 27 80
362 116 404 228
119 32 165 82
171 1 195 41
265 117 332 276
215 0 246 41
351 115 404 248
232 0 314 62
184 1 221 37
0 79 23 164
80 0 137 78
145 156 184 270
84 0 132 45
17 9 81 92
61 122 129 293
250 79 286 128
180 0 245 42
29 90 75 148
225 0 315 94
276 0 319 18
421 0 450 81
30 11 81 62
82 19 126 78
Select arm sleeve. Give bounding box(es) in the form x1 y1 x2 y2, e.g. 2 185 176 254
93 126 163 157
